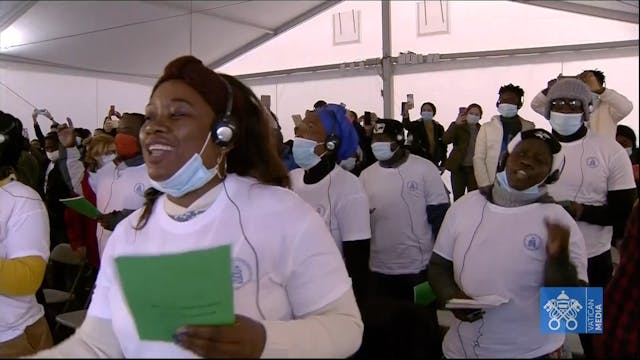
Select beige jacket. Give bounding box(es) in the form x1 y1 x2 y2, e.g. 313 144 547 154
473 115 535 187
531 88 633 139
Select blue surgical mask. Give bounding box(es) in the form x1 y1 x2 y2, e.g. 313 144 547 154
498 103 518 118
549 111 583 136
421 111 434 121
339 157 356 171
372 142 396 161
495 170 542 202
149 132 218 198
293 137 324 170
76 136 83 146
466 114 480 125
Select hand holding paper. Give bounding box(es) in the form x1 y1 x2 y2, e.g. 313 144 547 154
60 196 102 219
115 245 235 342
446 295 510 309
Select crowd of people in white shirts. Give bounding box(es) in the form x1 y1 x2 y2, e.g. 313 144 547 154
0 56 638 359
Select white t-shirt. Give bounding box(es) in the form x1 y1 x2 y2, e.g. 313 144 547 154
0 181 50 342
289 166 371 253
89 160 150 257
433 191 588 359
359 154 450 274
548 130 636 258
87 175 352 358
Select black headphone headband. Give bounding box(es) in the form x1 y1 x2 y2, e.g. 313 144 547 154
213 75 236 147
326 113 339 152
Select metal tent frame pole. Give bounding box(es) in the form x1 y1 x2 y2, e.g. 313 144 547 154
381 0 393 119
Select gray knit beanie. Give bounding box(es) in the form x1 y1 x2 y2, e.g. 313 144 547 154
544 78 592 121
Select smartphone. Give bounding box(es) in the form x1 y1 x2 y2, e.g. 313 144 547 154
406 94 414 110
465 309 485 322
364 111 372 126
109 105 115 112
459 106 466 115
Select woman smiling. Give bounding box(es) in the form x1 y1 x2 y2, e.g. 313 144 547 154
29 56 363 358
429 129 589 358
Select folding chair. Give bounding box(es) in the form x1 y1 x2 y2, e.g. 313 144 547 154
55 281 95 331
43 244 86 315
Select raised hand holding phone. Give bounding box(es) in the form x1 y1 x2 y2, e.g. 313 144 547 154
406 94 414 110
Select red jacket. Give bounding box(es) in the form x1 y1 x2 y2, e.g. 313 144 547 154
64 170 100 268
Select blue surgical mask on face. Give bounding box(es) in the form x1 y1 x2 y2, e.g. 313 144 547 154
293 137 324 170
466 114 480 125
149 132 218 198
371 142 396 161
421 111 434 121
549 111 584 136
498 103 518 118
495 170 542 202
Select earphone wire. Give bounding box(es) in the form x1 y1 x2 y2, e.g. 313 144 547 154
573 140 586 202
458 200 488 286
222 178 266 320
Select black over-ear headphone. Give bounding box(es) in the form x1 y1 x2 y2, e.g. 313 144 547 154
0 119 16 144
212 75 237 147
324 108 340 153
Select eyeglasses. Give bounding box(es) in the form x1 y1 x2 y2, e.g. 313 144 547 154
550 99 583 108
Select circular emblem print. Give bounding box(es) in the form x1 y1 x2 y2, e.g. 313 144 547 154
585 157 599 169
231 258 252 289
523 233 542 251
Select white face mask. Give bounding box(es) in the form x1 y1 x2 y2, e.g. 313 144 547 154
98 153 116 169
339 157 357 171
371 142 396 161
46 150 60 162
498 103 518 118
549 111 584 136
466 114 480 125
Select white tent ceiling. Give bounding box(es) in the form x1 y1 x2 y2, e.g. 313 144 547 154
0 0 637 80
0 0 337 78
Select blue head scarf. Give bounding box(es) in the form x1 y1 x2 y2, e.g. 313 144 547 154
315 104 359 162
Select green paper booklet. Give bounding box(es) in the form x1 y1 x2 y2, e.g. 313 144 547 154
414 281 436 306
115 245 234 341
60 196 102 219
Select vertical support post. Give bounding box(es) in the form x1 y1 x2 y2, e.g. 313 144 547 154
381 0 393 119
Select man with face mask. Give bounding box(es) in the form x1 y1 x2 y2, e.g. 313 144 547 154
359 118 450 359
543 78 637 359
89 113 150 256
531 70 633 139
474 84 535 192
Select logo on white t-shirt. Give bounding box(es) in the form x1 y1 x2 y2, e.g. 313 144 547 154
407 180 419 194
523 233 542 251
585 157 599 169
232 257 253 289
134 183 146 197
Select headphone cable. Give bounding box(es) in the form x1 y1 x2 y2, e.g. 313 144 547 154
223 178 266 320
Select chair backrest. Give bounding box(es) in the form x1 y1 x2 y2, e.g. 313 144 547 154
50 243 85 266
